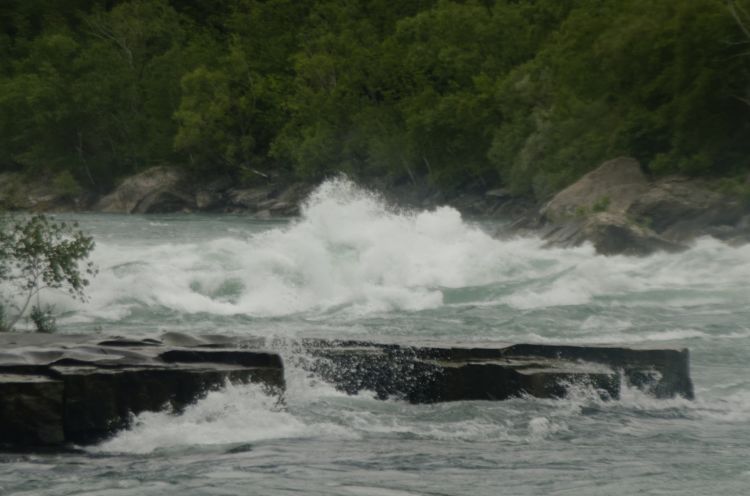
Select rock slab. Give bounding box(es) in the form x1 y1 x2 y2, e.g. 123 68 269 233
0 334 284 448
0 333 694 450
303 338 693 402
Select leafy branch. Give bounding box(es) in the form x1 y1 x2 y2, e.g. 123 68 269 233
0 214 97 331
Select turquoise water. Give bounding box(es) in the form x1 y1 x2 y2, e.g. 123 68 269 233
1 179 749 495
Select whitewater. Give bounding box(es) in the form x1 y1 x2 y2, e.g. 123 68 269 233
2 178 749 495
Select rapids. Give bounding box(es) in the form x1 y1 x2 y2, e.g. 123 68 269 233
1 178 749 495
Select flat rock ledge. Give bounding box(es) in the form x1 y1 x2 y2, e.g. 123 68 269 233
0 333 693 450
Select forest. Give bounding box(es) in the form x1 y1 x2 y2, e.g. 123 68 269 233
1 0 749 201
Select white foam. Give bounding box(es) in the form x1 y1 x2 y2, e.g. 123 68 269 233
92 382 354 454
13 177 748 328
525 328 708 345
527 416 568 441
55 178 548 321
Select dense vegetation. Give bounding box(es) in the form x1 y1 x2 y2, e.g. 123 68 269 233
1 0 749 200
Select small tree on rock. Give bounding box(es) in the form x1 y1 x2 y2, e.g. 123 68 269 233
0 214 96 332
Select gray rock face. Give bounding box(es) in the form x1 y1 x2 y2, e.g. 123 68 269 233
0 333 694 450
226 182 312 216
626 177 747 243
541 213 686 256
95 167 195 214
542 157 649 221
540 157 750 255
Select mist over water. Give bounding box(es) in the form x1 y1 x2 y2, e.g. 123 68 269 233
3 178 750 495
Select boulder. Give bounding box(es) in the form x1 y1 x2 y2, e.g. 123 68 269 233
227 182 313 216
195 190 223 210
542 157 649 221
96 167 195 214
627 177 747 242
227 185 275 211
539 157 750 255
542 213 685 256
273 183 315 216
195 177 235 211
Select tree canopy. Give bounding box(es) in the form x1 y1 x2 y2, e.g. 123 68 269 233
1 0 749 199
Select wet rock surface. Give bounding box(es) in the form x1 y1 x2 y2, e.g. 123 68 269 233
0 333 694 449
303 338 693 403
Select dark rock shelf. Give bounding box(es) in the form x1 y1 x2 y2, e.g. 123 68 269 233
302 338 693 403
0 333 284 448
0 333 693 450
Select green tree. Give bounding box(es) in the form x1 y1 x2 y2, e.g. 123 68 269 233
174 43 288 179
489 0 750 198
0 0 211 190
0 214 96 332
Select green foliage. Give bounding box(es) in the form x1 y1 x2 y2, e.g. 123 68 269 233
592 196 610 213
489 0 750 197
174 45 288 177
0 0 211 189
1 0 750 198
0 214 96 331
29 303 57 333
52 170 83 199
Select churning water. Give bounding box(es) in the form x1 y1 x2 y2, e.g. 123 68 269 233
2 178 750 495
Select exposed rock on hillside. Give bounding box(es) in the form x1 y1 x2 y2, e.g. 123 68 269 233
226 182 312 216
543 157 649 220
539 157 750 255
0 172 92 211
93 166 313 216
95 166 195 214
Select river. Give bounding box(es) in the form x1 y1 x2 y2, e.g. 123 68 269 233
1 178 749 495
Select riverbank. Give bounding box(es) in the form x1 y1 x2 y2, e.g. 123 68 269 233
3 158 750 256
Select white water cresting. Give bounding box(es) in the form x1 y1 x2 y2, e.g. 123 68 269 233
4 179 750 496
34 176 750 334
59 177 547 322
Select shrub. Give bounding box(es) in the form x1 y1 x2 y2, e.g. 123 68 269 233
29 304 57 333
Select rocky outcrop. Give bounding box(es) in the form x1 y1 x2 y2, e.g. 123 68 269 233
95 166 196 214
540 212 686 256
226 182 313 216
543 157 650 220
0 172 92 212
539 157 750 255
627 177 749 243
0 333 693 450
0 333 284 447
92 166 313 216
304 338 693 403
